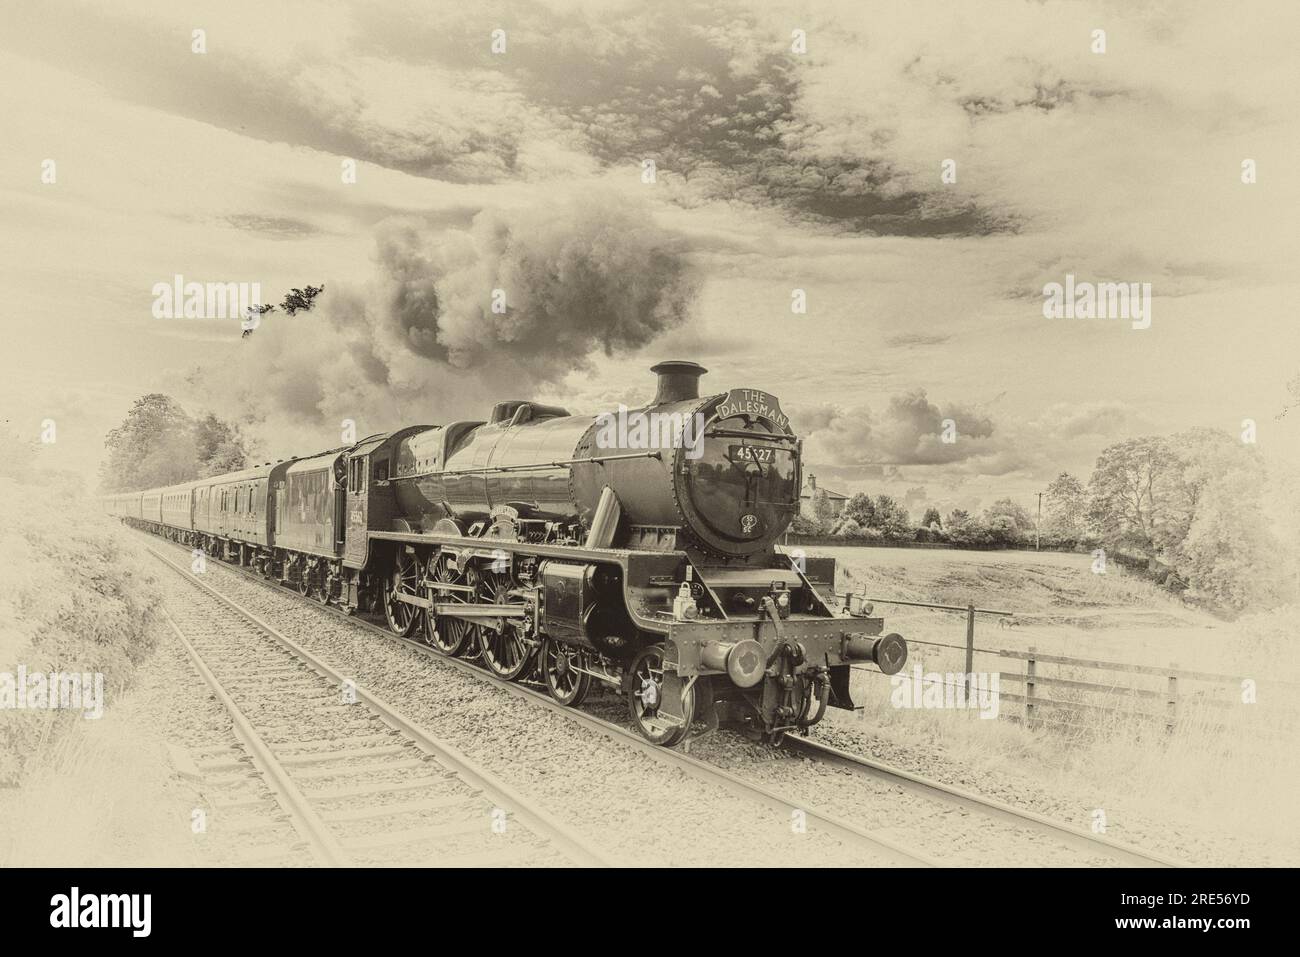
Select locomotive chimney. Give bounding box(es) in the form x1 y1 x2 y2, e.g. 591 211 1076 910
650 360 707 405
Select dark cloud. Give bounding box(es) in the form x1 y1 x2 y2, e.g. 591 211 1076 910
353 2 1016 236
190 191 698 432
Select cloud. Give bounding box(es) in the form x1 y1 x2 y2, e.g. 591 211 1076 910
883 332 953 348
186 190 699 445
223 215 321 239
798 389 1008 469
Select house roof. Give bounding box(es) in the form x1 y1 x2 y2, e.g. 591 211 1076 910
801 484 848 501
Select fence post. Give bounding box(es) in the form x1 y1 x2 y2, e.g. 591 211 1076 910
1026 646 1037 730
964 604 975 693
1166 664 1179 734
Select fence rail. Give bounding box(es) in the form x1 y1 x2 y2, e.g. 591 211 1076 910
860 596 1012 685
855 594 1300 736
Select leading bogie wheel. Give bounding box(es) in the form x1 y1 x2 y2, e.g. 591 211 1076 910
627 644 694 746
541 636 592 707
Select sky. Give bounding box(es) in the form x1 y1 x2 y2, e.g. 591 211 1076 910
2 0 1297 516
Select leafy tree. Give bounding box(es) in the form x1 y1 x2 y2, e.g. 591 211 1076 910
101 394 192 491
832 517 864 538
980 498 1033 546
844 492 876 527
812 488 838 525
790 512 825 535
947 514 992 547
281 284 325 316
242 302 276 339
100 396 249 491
194 413 247 475
1086 437 1197 558
1044 472 1086 537
871 495 912 539
920 506 942 529
1180 465 1283 610
983 497 1034 535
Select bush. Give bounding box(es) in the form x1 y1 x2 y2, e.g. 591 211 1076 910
832 517 864 537
790 513 825 535
0 458 162 784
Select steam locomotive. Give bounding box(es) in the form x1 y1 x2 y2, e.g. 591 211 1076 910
104 361 908 745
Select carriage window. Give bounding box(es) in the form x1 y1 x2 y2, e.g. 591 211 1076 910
374 460 388 483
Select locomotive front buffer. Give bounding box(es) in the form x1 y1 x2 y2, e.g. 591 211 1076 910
646 567 909 744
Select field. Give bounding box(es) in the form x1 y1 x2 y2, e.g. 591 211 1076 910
792 544 1300 863
812 546 1208 663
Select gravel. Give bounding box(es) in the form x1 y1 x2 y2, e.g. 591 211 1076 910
149 543 900 867
142 535 1272 867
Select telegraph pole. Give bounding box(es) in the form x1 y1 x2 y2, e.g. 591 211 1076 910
1036 491 1043 551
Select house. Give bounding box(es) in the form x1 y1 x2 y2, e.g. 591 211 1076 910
799 473 849 520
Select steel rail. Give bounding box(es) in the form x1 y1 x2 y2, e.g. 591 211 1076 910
144 536 936 867
782 735 1189 867
142 530 1195 869
151 545 616 867
164 609 352 866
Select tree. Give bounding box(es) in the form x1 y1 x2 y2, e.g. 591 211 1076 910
1086 437 1197 558
100 394 192 491
947 513 993 547
983 498 1034 541
832 517 864 538
920 506 942 529
1044 472 1086 537
812 488 838 526
100 396 249 491
871 495 912 539
194 413 248 476
1180 465 1284 610
844 492 875 527
281 284 324 316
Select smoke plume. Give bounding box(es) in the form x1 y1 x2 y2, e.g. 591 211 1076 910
188 193 698 455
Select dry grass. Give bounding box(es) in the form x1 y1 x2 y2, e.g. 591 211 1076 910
817 545 1300 858
0 708 199 867
0 475 163 783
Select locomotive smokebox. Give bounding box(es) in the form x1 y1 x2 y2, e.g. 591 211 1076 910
650 360 708 405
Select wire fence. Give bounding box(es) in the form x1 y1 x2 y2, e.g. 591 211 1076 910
850 596 1300 740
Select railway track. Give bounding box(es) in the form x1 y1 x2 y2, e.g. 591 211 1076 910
158 551 613 867
146 539 938 866
144 534 1187 867
781 737 1188 867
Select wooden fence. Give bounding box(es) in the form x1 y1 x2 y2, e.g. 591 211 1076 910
854 597 1299 737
